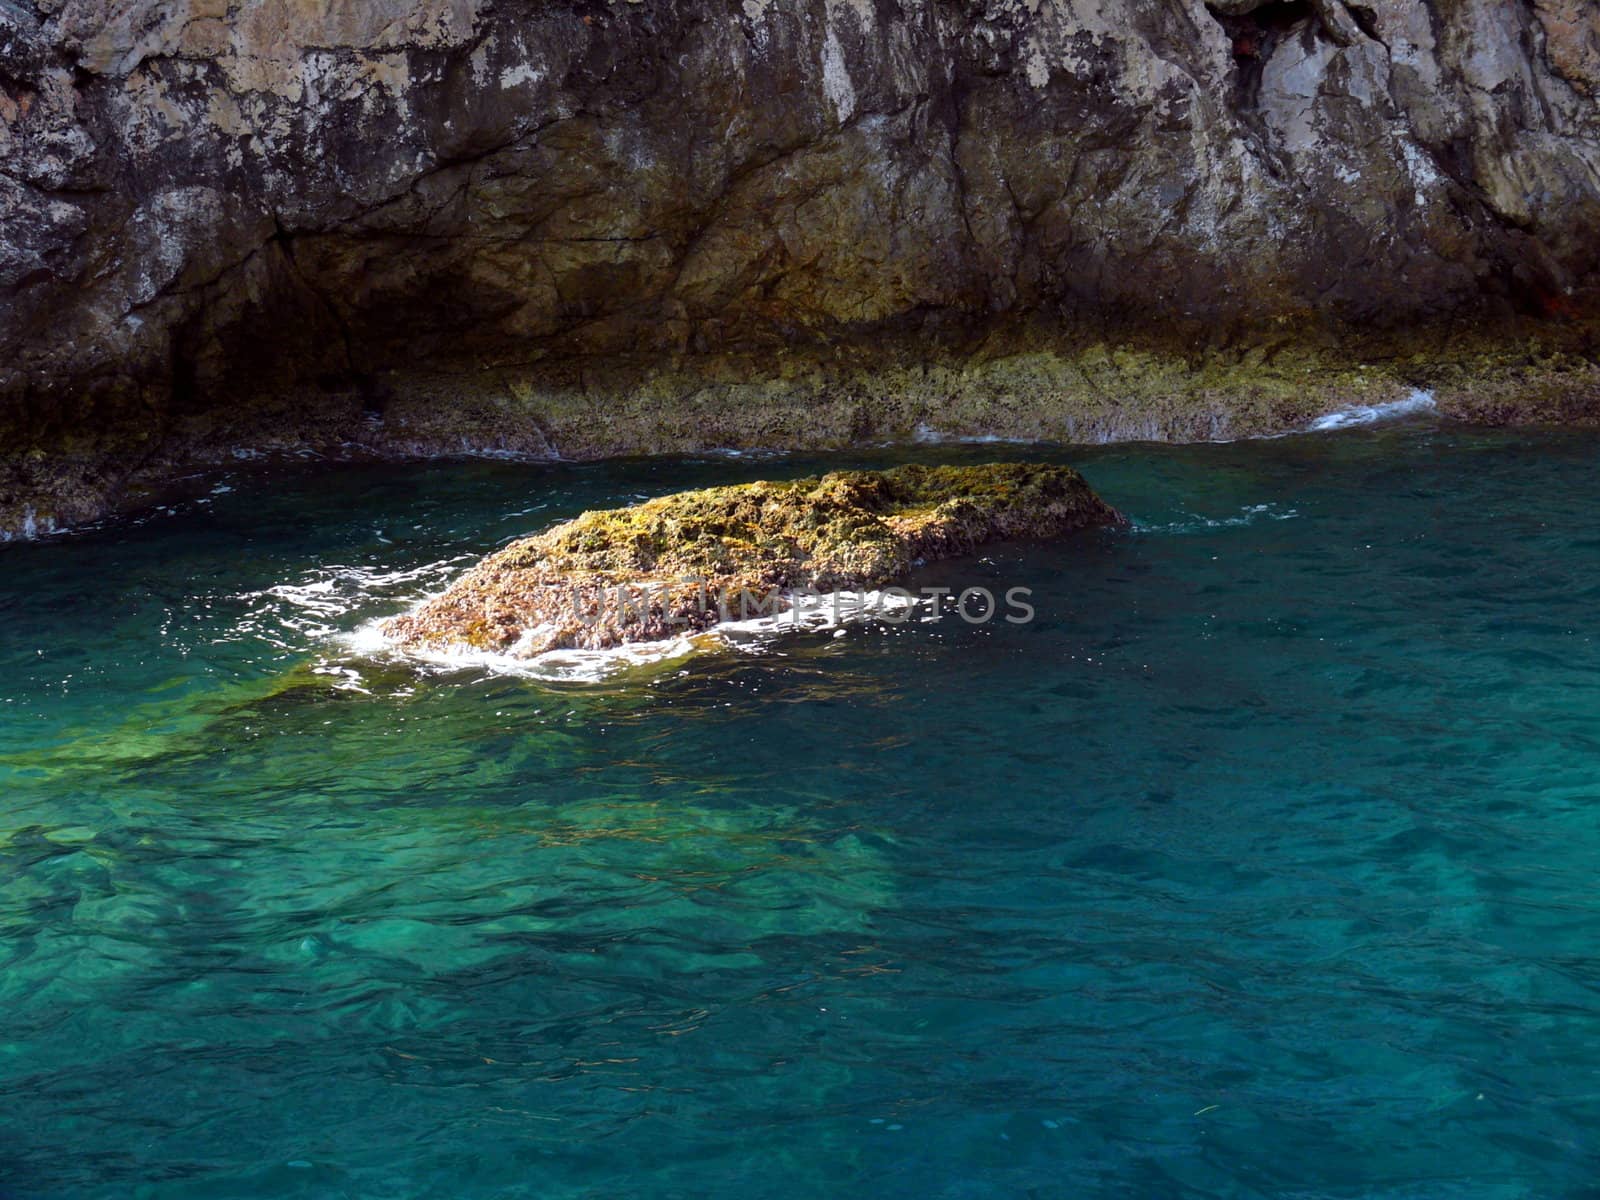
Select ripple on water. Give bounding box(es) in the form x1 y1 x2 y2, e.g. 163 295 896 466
1 427 1599 1198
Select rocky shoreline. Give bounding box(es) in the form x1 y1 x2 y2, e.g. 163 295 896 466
5 315 1598 542
3 0 1598 538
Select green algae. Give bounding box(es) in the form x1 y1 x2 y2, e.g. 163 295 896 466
383 462 1122 656
6 313 1598 540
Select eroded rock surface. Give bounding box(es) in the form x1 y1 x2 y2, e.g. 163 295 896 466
381 461 1121 654
2 0 1598 534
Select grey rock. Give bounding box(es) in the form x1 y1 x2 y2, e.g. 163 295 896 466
1 0 1598 533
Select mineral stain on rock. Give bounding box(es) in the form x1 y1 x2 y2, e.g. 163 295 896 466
381 462 1121 655
2 0 1599 536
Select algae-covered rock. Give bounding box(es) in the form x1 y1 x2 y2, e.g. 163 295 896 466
382 463 1120 656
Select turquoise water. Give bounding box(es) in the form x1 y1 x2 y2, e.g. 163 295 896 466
5 424 1600 1198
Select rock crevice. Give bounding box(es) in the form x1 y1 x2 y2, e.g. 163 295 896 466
2 0 1599 534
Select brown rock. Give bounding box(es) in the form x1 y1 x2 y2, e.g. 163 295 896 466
381 461 1122 655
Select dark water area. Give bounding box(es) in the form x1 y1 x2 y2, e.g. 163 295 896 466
5 421 1600 1198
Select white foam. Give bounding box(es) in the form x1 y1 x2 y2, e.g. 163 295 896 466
349 588 923 682
231 557 474 651
715 588 921 641
1307 388 1436 432
347 621 704 682
1132 503 1300 536
438 445 554 462
0 507 56 543
911 423 1038 446
693 447 793 461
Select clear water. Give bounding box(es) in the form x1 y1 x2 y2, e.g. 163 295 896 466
5 424 1600 1199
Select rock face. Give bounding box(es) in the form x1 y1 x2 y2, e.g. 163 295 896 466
381 462 1121 654
3 0 1599 535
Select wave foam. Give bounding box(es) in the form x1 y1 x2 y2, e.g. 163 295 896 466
1132 503 1300 536
231 557 474 651
1307 388 1436 432
0 507 57 543
347 589 923 682
911 423 1039 446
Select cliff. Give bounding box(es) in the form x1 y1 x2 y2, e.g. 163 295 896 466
3 0 1598 535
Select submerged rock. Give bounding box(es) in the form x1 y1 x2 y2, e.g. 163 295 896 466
382 462 1120 656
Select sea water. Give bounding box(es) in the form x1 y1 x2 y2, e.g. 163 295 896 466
4 417 1600 1198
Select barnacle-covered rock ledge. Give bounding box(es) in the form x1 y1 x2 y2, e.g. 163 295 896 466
382 463 1120 656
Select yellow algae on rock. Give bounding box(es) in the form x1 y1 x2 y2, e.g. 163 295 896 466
382 462 1121 656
